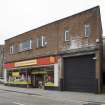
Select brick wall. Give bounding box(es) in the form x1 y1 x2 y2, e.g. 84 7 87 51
4 6 102 63
0 45 4 77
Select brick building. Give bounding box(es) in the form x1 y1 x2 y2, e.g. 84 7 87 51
0 45 4 77
4 6 103 93
103 37 105 85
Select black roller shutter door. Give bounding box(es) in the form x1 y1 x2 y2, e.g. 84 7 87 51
64 54 97 92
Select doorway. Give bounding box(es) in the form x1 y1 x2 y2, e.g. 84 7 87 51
103 72 105 85
31 74 44 88
63 54 97 92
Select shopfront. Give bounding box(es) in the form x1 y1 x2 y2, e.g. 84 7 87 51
4 56 59 89
6 68 31 87
31 66 54 88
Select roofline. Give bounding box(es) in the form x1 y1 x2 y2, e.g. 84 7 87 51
0 45 4 46
5 5 100 42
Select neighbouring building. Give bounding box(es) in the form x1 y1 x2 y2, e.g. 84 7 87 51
103 37 105 85
0 45 4 78
4 6 103 93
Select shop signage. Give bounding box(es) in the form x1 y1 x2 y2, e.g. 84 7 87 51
4 56 57 69
15 59 37 67
12 72 19 77
49 56 55 64
45 82 54 87
4 63 15 69
37 56 56 65
37 57 50 65
31 71 47 74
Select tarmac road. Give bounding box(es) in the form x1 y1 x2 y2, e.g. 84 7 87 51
0 90 83 105
0 85 105 105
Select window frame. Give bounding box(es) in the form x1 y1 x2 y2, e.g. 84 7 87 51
84 24 91 38
36 36 47 48
64 30 70 42
10 44 15 54
19 39 32 52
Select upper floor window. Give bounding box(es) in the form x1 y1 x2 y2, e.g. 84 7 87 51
10 45 15 54
36 36 47 48
64 30 70 42
84 24 91 37
19 39 32 52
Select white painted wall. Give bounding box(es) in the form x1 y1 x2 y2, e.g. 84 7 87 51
54 64 59 86
4 69 7 83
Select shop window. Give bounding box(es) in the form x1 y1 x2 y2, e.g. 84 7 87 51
64 30 70 42
36 36 47 48
19 39 32 52
45 71 54 86
7 70 31 84
84 24 91 37
31 66 54 87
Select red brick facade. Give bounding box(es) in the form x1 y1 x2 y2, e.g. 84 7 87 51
4 6 103 93
4 6 102 63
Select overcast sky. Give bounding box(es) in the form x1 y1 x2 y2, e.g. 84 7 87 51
0 0 105 44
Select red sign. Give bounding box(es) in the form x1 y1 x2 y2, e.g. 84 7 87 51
4 56 58 69
37 56 57 65
4 63 15 69
37 57 50 65
49 56 56 64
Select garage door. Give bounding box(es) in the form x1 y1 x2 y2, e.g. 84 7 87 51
64 54 97 92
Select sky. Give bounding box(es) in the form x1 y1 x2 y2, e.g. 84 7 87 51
0 0 105 44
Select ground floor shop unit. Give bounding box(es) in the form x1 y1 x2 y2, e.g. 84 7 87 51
58 46 103 93
4 51 103 93
31 66 56 89
5 65 59 89
63 54 98 92
4 56 59 90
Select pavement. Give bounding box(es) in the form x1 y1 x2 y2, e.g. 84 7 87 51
0 84 105 105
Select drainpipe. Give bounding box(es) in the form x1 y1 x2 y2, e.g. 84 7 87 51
96 50 101 93
59 57 64 91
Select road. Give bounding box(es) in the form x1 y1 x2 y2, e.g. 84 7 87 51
0 89 83 105
0 89 105 105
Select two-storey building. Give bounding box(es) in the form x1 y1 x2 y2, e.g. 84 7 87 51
0 45 4 78
4 6 103 93
103 37 105 86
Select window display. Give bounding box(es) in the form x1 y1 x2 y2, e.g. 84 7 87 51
45 71 54 86
7 70 31 85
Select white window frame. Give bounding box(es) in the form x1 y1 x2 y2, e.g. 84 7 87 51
41 36 47 47
19 39 32 52
41 36 44 47
36 36 47 48
84 24 91 38
64 30 70 42
36 38 39 48
29 40 32 49
10 45 14 54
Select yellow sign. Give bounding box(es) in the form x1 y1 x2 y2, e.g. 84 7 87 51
12 72 19 77
8 81 31 85
45 82 54 86
15 59 37 67
31 71 47 75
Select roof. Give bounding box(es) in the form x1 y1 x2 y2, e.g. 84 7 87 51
5 6 100 42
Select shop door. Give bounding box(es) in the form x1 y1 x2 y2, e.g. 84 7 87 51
64 54 97 92
31 75 36 88
31 74 44 88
